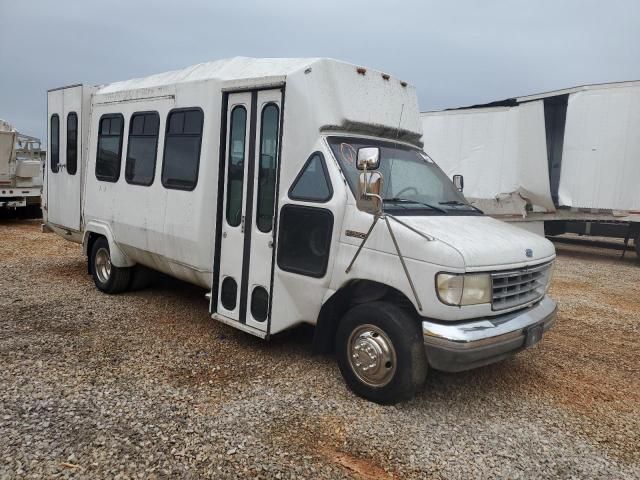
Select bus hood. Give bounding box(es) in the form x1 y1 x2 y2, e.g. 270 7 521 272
400 215 556 270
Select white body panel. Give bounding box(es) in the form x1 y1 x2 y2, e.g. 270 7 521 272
46 85 94 229
421 101 553 215
421 81 640 217
558 85 640 210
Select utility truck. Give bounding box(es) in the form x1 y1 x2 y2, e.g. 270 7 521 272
0 119 44 215
45 57 556 403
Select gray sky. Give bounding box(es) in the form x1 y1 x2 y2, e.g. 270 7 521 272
1 0 639 142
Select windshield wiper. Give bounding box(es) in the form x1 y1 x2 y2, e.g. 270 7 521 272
439 200 484 214
384 197 447 214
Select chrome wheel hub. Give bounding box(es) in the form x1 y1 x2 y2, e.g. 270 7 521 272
348 324 397 387
95 247 112 284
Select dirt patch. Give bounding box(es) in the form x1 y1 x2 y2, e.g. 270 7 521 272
321 447 396 480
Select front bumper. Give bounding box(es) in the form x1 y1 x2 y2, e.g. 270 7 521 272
422 295 557 372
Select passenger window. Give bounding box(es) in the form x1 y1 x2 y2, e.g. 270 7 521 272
125 112 160 186
226 106 247 227
289 152 333 202
277 205 333 278
50 114 60 173
162 108 203 190
95 114 124 182
66 112 78 175
256 103 280 233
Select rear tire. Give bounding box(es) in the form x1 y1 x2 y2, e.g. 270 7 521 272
336 301 427 404
90 237 131 294
129 265 153 291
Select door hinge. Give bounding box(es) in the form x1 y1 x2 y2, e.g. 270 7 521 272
241 215 245 233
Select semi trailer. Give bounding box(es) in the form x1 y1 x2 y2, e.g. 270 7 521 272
421 81 640 258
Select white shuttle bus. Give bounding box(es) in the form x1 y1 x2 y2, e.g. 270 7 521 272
44 58 557 403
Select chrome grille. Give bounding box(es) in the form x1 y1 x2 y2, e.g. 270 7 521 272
491 262 552 311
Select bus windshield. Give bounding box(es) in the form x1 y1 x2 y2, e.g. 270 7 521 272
327 136 480 215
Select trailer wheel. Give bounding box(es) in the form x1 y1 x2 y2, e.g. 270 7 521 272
90 237 131 294
336 301 427 404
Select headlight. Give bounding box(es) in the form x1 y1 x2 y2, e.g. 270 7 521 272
436 273 492 306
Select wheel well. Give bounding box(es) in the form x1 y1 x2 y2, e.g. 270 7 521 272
312 279 419 354
85 232 103 274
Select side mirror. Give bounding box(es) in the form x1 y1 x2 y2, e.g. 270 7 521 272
453 174 464 192
357 147 380 170
356 171 384 214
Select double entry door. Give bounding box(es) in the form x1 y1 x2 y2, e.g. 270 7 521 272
214 89 282 333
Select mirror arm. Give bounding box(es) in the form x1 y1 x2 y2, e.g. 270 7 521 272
382 215 423 311
344 213 382 275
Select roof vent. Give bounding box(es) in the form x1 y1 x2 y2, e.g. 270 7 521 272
356 67 366 76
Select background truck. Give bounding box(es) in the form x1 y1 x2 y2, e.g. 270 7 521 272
420 81 640 258
0 119 44 217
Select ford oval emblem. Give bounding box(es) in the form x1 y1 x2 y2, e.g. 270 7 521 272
525 248 533 258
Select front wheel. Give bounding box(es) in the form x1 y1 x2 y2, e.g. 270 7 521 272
90 237 131 294
336 301 427 404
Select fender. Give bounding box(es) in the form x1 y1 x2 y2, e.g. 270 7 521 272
82 221 134 268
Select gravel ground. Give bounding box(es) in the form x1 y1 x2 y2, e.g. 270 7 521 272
1 219 639 479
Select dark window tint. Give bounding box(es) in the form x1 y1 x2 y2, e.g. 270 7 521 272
66 112 78 175
221 277 238 311
250 286 269 322
226 106 247 227
50 114 59 173
125 112 159 186
256 104 280 233
96 114 124 182
289 153 333 202
277 205 333 278
162 108 203 190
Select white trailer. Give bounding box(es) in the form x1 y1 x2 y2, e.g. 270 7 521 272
0 119 44 214
46 57 557 403
421 81 640 257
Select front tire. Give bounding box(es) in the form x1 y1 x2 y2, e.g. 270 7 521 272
336 301 427 404
90 237 131 294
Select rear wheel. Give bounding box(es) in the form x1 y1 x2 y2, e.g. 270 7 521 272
336 301 427 404
90 237 131 294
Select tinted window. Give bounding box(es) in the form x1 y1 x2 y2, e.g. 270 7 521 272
96 114 124 182
250 286 269 322
277 205 333 278
50 114 59 173
162 108 203 190
256 104 280 233
289 153 332 202
226 106 247 227
125 112 159 186
66 112 78 175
